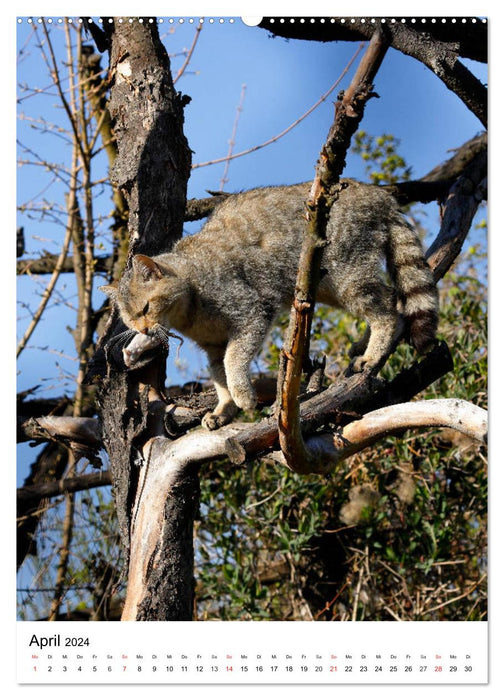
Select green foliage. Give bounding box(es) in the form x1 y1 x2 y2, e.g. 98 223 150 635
194 132 487 622
352 131 412 185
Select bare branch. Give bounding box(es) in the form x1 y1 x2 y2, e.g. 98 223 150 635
16 217 73 358
277 28 389 474
259 18 487 126
273 399 487 473
258 17 487 63
18 415 102 447
426 150 487 281
17 470 112 504
219 83 246 190
17 252 113 276
40 21 88 164
172 24 202 84
383 132 487 206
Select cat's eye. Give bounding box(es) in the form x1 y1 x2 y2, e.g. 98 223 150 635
142 302 150 316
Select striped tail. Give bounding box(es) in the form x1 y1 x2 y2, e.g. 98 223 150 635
387 217 438 354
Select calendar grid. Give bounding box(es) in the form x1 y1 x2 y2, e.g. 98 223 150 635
18 621 488 684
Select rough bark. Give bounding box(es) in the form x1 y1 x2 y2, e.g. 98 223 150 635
258 17 487 63
427 149 487 281
94 18 194 621
106 19 191 256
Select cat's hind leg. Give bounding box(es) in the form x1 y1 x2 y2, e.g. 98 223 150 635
345 282 402 374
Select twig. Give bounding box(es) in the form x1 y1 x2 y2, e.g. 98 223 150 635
16 220 73 358
352 559 366 621
421 574 486 617
219 84 246 190
40 21 87 164
173 24 202 84
192 43 365 171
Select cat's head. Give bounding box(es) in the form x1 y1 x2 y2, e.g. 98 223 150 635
100 254 190 335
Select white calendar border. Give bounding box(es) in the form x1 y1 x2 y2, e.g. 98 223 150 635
6 0 502 697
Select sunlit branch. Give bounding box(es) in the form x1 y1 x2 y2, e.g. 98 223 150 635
173 24 203 84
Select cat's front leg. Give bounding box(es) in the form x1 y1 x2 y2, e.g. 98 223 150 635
223 332 263 413
202 345 238 430
202 326 266 430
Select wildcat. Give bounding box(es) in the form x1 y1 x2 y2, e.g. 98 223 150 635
101 179 438 430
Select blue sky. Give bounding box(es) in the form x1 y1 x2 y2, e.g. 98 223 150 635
16 16 487 483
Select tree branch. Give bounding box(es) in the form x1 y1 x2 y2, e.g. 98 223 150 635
259 18 487 126
259 17 487 63
382 132 487 205
17 470 112 504
18 415 102 446
426 150 487 281
277 27 389 474
271 399 487 472
16 215 73 358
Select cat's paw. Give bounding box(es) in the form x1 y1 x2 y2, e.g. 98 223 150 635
202 412 233 431
345 355 370 376
231 388 257 412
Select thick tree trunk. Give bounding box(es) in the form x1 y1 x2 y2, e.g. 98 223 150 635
106 18 191 256
95 18 194 620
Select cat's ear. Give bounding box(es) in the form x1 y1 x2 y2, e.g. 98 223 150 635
99 282 118 301
132 254 164 282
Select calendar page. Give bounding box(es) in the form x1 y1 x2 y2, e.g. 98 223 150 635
14 5 490 690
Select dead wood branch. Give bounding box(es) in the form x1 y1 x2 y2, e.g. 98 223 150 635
382 132 487 206
259 17 487 63
17 470 112 504
271 399 487 473
426 150 487 281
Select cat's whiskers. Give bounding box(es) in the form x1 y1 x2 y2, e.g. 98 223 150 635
152 323 184 359
106 328 137 350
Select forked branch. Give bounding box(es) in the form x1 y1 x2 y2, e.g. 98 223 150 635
272 399 487 474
